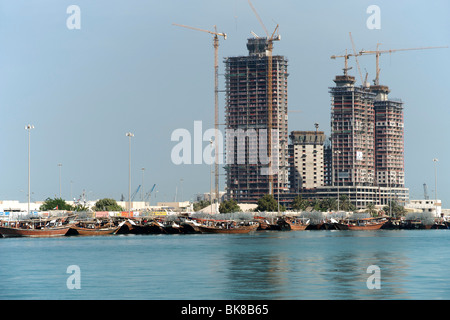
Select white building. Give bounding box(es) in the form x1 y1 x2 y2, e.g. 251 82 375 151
289 130 325 191
0 200 41 213
405 199 442 217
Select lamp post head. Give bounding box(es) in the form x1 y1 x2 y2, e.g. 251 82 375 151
25 124 35 130
126 132 134 137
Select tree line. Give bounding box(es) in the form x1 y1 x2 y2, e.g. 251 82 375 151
40 194 406 217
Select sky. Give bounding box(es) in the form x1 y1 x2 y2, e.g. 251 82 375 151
0 0 449 205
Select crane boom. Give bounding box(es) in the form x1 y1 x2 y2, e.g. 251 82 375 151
248 0 269 37
330 49 358 76
349 32 364 85
360 45 448 55
359 44 448 85
172 23 227 39
131 185 141 201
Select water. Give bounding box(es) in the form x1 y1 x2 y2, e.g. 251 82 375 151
1 230 450 300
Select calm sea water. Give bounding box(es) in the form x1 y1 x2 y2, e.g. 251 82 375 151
1 230 450 300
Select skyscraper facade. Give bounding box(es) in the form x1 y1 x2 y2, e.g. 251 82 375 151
323 72 409 208
224 38 289 203
330 75 376 187
371 85 405 188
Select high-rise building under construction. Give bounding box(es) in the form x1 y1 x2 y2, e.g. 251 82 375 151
371 85 405 188
330 74 376 187
323 70 408 208
224 38 289 203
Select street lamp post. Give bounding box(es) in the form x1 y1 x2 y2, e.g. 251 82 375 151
25 125 34 215
180 178 183 203
334 150 341 211
58 163 62 199
126 132 134 216
141 168 145 202
209 139 213 214
433 158 439 216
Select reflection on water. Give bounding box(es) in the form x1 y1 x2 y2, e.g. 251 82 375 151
1 230 450 299
224 251 290 299
217 231 449 299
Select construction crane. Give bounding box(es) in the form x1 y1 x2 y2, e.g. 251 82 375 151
172 23 227 205
330 33 369 86
248 0 280 195
330 49 358 77
144 184 156 205
131 185 141 201
359 43 448 85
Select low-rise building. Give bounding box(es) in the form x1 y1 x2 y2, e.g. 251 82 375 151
405 199 442 217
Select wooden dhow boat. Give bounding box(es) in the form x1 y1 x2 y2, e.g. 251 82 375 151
0 219 72 237
284 217 310 231
0 225 71 237
179 218 202 234
334 217 387 230
118 219 166 234
196 220 258 234
253 216 282 231
69 219 122 236
70 225 121 235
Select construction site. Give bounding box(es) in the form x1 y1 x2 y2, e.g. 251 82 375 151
172 1 447 210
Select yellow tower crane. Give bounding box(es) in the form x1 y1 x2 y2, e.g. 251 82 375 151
359 44 448 85
330 49 360 77
172 23 227 206
248 0 280 195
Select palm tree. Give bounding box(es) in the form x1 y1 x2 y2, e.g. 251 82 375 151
365 203 377 216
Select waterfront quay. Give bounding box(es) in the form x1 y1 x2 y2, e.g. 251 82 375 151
1 210 449 238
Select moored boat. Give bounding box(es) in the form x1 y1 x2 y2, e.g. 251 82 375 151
0 225 71 237
69 219 123 236
254 216 281 231
162 221 182 234
196 220 258 234
284 217 310 231
118 219 166 234
179 219 202 234
334 217 387 230
0 218 72 237
70 225 121 235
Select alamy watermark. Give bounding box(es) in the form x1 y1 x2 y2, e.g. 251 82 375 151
366 5 381 30
66 5 81 30
66 265 81 290
366 265 381 289
170 121 280 175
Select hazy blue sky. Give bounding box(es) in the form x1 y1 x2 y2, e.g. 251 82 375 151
0 0 449 205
